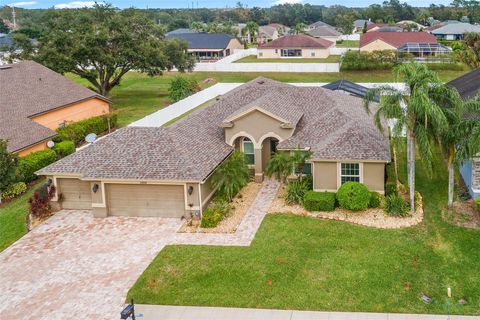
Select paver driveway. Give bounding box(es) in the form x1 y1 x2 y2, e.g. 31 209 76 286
0 211 183 319
0 178 280 320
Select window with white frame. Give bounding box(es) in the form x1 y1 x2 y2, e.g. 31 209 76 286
311 52 315 57
242 138 255 165
340 163 360 184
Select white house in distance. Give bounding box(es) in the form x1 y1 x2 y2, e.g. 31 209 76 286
257 35 333 59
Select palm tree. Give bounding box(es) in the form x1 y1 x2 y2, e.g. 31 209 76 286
293 22 307 35
290 149 312 180
211 151 250 201
245 21 259 44
364 63 452 213
265 152 292 182
449 99 480 207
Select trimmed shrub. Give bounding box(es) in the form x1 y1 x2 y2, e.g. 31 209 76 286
336 182 371 211
56 114 117 145
285 178 311 205
19 149 57 182
1 182 27 200
53 140 75 158
384 194 409 216
341 50 397 71
29 184 56 219
385 182 397 196
200 200 232 228
369 191 383 208
303 191 336 212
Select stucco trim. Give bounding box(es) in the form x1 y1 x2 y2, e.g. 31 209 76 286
224 106 290 125
228 131 258 147
258 132 283 145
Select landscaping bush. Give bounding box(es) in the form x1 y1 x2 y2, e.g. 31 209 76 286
28 184 56 219
211 151 250 201
341 50 397 71
19 149 57 182
1 182 27 200
56 114 117 145
285 178 311 205
168 76 200 102
303 191 336 212
369 191 383 208
200 200 232 228
53 140 75 158
475 198 480 212
385 161 397 196
384 194 409 216
336 182 370 211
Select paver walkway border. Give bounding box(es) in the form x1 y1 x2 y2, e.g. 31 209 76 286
134 305 479 320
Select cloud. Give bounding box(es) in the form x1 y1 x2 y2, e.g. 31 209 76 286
8 1 37 6
273 0 302 4
54 1 102 9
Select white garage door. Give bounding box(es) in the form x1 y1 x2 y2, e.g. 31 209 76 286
106 184 185 217
57 178 92 210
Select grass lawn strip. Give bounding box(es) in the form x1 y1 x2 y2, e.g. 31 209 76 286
0 180 44 252
128 141 480 315
233 55 341 63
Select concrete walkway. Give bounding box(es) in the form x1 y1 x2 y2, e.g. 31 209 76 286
134 305 479 320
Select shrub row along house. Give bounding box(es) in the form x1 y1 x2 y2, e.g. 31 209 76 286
165 30 243 62
359 32 451 58
38 78 390 218
0 61 110 156
257 35 334 59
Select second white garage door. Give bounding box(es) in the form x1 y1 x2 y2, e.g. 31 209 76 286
106 184 185 217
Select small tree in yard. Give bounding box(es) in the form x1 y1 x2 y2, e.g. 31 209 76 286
265 152 292 182
290 149 312 180
0 140 19 203
211 151 250 201
168 77 200 102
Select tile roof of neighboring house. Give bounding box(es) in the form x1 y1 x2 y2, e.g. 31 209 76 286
367 23 388 31
308 21 334 29
165 28 198 36
0 61 108 153
38 78 390 181
268 23 289 30
165 32 235 50
359 32 437 49
431 22 480 35
258 35 333 49
307 26 341 38
354 19 373 28
258 25 278 38
447 68 480 100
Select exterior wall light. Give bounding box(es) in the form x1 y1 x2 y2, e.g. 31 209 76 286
47 178 53 186
92 183 99 193
187 186 194 195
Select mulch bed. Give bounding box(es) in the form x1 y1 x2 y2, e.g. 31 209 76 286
443 201 480 230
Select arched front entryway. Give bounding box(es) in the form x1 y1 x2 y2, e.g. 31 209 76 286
231 134 282 182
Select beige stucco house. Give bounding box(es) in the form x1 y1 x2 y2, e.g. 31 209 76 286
257 35 334 59
38 78 390 219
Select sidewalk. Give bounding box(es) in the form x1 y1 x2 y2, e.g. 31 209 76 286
134 305 479 320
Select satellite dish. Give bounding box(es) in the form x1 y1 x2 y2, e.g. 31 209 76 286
47 141 55 148
85 133 97 144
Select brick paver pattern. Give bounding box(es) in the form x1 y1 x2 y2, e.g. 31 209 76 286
0 178 279 320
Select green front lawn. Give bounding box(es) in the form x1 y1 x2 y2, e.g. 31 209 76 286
336 40 359 48
234 55 341 63
128 143 480 315
0 180 44 252
68 70 469 128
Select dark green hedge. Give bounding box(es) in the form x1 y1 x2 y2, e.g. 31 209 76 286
19 149 57 182
336 182 371 211
53 140 75 158
303 191 336 212
56 114 117 145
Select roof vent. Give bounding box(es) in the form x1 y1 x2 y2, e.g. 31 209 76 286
258 80 265 84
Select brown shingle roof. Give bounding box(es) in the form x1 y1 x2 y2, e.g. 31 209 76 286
447 68 480 100
258 35 333 49
0 61 108 152
38 78 390 181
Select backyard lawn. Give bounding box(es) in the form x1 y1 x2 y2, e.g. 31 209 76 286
336 40 359 48
128 142 480 315
68 69 469 127
0 180 44 252
233 55 341 63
